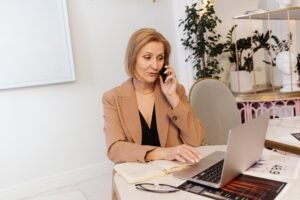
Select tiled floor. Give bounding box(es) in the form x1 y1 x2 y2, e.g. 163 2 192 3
20 172 113 200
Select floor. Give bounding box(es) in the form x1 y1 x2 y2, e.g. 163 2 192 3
19 172 113 200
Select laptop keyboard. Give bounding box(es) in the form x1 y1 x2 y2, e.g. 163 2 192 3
192 160 224 183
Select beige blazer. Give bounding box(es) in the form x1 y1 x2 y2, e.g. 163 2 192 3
102 78 204 163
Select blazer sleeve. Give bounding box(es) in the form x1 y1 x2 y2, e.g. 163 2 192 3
167 84 205 146
102 90 156 164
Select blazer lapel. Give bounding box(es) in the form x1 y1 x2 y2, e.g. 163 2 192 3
154 81 171 147
118 79 171 147
118 79 142 144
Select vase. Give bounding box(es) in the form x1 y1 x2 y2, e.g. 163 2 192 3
270 67 283 87
276 0 292 8
230 71 253 93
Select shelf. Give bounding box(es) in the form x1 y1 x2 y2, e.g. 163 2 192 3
234 88 300 102
234 6 300 20
232 6 300 122
232 6 300 102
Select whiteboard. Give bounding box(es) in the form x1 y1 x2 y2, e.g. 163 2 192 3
0 0 75 90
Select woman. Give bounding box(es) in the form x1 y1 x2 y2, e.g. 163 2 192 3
102 28 204 164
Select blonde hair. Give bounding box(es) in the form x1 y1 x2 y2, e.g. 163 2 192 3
125 28 171 78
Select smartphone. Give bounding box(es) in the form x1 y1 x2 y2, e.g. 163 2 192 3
160 65 167 82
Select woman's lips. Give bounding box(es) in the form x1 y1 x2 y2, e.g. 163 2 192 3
148 72 158 77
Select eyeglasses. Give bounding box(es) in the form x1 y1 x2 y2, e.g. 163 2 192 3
135 183 179 193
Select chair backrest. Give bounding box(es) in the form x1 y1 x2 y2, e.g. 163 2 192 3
189 78 241 145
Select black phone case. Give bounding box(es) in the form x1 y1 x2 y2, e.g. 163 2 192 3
160 66 167 82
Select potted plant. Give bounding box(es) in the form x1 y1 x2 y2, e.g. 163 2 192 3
223 26 273 93
179 1 225 79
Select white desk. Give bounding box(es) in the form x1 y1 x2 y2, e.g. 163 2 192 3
265 116 300 155
114 145 300 200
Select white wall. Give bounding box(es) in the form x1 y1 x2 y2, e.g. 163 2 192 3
0 0 178 198
172 0 198 91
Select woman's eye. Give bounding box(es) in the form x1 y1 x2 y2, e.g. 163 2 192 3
143 56 151 60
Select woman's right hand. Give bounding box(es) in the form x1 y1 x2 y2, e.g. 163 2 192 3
146 144 202 164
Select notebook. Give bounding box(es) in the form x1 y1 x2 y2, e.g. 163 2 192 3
173 112 270 188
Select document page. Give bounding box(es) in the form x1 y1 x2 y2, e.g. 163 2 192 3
246 153 300 179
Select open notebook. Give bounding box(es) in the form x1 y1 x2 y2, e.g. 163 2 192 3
114 159 190 184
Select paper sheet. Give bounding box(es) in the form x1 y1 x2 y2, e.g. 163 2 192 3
247 154 300 179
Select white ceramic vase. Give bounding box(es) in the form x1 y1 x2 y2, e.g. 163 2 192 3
276 0 292 8
230 71 253 93
270 67 283 87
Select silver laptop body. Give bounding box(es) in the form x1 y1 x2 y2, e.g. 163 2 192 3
173 113 270 188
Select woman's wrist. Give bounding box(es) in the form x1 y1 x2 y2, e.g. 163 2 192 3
167 94 180 109
145 147 165 161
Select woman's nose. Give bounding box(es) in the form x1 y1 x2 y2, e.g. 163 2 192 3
151 59 159 69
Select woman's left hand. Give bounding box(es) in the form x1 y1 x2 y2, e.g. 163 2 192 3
145 144 202 164
159 65 179 108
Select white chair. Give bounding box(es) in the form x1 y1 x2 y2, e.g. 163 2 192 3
189 78 241 145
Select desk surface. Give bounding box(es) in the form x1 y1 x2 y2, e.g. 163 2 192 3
114 145 300 200
266 116 300 155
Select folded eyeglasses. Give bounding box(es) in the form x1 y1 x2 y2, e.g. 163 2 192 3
135 183 179 193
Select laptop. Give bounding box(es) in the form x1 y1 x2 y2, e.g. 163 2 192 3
173 112 270 188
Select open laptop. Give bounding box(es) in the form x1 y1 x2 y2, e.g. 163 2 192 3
173 112 270 188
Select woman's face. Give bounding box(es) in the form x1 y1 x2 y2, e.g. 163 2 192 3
134 41 165 84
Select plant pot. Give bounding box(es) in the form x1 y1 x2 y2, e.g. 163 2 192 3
230 71 253 93
270 67 283 87
276 0 292 8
